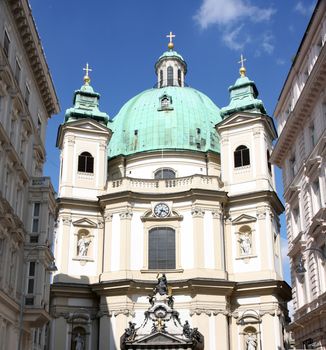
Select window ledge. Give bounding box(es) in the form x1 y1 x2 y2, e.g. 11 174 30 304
73 257 94 262
235 254 257 260
234 165 251 171
140 268 184 274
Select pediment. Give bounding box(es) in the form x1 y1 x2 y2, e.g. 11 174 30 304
218 112 262 129
232 214 257 224
72 218 97 228
66 118 111 133
217 112 277 139
133 332 188 345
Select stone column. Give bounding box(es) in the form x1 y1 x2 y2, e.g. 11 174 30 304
191 206 205 269
119 209 132 271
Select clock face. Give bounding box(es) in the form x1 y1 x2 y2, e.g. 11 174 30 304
154 203 170 218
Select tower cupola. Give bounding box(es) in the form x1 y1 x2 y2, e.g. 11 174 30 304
155 32 187 88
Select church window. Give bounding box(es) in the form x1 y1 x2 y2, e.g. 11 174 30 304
148 227 175 269
167 66 173 86
154 168 176 179
159 70 163 87
178 69 181 86
267 150 272 174
234 145 250 167
78 152 94 173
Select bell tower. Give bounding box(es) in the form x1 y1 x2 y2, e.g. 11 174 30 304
56 64 111 199
218 57 276 196
217 58 283 282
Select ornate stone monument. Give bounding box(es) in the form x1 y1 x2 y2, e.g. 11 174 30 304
120 274 204 349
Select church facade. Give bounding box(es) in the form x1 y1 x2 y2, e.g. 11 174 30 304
50 38 291 350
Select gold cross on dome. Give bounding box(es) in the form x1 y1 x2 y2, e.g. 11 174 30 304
238 54 247 68
83 63 92 76
166 31 175 43
238 54 247 77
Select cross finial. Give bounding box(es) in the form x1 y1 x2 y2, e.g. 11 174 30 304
166 31 176 50
238 54 247 77
83 63 92 85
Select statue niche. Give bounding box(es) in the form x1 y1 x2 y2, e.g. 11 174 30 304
77 229 91 258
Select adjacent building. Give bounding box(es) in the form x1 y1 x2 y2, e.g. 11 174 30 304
0 0 59 349
271 0 326 348
50 36 291 349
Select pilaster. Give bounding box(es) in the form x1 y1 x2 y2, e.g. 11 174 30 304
191 206 205 269
119 209 133 271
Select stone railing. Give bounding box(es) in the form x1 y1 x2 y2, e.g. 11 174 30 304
108 175 223 194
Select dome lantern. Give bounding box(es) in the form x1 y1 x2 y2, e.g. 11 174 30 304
155 32 187 88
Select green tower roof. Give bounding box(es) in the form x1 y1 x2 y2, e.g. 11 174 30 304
108 86 221 158
220 70 266 118
64 79 109 125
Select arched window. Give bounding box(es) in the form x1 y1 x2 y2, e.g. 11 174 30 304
78 152 94 173
167 66 173 86
178 69 181 86
159 70 163 88
154 168 176 179
149 227 175 269
234 145 250 168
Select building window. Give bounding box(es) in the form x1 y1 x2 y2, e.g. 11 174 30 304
25 84 30 106
159 70 163 87
234 145 250 168
292 206 301 235
32 202 40 233
15 58 21 83
312 179 322 213
154 168 176 179
167 66 173 86
178 69 181 86
289 155 296 178
3 30 10 58
148 227 175 269
37 115 42 136
78 152 94 173
25 261 36 305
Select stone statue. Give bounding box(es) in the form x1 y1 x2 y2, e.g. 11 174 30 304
124 321 136 340
154 273 168 295
77 236 90 257
246 333 257 350
239 232 251 255
183 320 192 338
74 333 84 350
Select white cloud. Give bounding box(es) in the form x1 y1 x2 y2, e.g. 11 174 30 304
276 58 286 65
222 25 251 51
261 32 274 54
294 1 315 16
194 0 275 29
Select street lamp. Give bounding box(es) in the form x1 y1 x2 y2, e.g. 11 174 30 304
296 248 326 276
17 245 57 350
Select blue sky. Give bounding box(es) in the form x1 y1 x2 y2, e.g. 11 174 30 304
29 0 316 283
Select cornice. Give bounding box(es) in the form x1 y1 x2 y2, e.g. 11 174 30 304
7 0 60 116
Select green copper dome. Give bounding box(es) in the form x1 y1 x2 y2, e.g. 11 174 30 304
108 86 221 158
